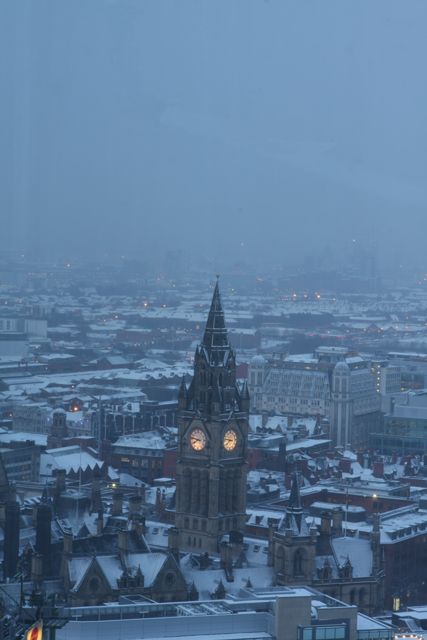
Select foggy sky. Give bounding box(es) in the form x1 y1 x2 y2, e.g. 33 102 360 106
1 0 427 270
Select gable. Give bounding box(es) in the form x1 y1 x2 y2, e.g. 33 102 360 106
69 556 120 598
152 553 188 593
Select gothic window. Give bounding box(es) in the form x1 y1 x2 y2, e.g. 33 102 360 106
350 589 356 605
201 520 207 531
293 548 305 576
193 518 198 530
184 517 189 529
89 577 100 593
165 572 176 587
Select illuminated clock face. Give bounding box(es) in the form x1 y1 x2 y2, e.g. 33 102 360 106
223 429 238 451
190 428 206 451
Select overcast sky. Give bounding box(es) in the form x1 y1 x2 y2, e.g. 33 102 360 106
1 0 426 271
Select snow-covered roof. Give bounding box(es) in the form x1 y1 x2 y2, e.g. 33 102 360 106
68 552 168 592
113 432 166 451
331 536 373 577
41 446 102 476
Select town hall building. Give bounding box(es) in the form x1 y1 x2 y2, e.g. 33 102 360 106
173 280 250 554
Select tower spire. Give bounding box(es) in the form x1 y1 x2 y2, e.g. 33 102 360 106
201 279 229 364
284 472 304 532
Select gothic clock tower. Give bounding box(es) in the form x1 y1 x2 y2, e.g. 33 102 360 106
174 280 249 555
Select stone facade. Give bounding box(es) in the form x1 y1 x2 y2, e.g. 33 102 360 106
174 281 249 555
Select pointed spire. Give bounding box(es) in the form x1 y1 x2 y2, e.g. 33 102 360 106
202 278 230 364
241 380 250 399
288 472 302 511
178 376 187 402
240 379 250 412
284 472 304 533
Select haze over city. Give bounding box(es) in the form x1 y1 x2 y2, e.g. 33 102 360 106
2 4 427 639
2 0 427 272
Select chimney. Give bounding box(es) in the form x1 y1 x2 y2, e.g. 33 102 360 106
320 511 331 536
31 553 43 586
36 493 52 576
332 508 343 537
3 501 20 579
112 490 123 516
138 483 146 503
339 459 351 473
96 510 104 535
54 468 66 495
131 514 146 536
118 527 128 554
128 494 142 519
373 460 384 478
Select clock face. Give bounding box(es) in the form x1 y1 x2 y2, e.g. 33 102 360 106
223 429 238 451
190 428 207 451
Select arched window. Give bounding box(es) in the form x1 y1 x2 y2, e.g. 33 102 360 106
277 546 285 572
293 548 305 576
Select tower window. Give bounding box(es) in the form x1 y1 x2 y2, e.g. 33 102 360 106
293 548 305 576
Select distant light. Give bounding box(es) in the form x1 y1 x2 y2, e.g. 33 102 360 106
372 493 378 499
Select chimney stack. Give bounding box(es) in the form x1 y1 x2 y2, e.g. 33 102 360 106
112 490 123 516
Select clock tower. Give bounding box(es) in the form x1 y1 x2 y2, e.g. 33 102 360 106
174 280 249 555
